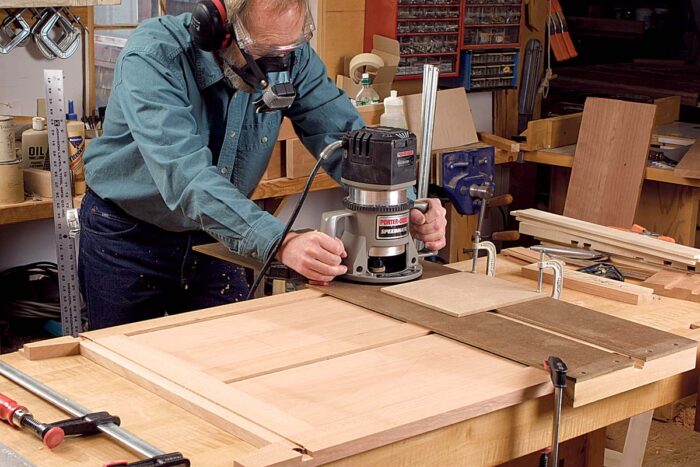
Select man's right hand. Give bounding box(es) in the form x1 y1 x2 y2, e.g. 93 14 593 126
276 231 348 283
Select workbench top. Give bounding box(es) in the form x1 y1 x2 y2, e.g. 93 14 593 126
1 256 698 466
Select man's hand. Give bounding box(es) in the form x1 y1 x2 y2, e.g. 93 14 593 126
276 231 348 283
410 198 447 251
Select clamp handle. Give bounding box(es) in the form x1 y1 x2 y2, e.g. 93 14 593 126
545 356 568 389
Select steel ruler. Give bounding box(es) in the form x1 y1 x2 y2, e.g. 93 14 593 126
44 70 82 337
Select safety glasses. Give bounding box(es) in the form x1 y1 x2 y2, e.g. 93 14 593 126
233 3 315 57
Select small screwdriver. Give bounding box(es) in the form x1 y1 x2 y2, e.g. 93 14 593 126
0 392 65 449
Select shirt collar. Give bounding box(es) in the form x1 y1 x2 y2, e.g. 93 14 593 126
180 13 224 90
193 47 225 90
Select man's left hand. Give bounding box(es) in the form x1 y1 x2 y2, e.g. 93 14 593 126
410 198 447 251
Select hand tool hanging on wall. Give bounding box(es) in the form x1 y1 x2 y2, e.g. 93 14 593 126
518 39 543 133
0 9 30 54
0 360 190 466
552 0 577 59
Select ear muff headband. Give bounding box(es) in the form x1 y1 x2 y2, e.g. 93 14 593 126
190 0 233 51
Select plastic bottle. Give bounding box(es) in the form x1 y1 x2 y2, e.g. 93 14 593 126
66 100 86 194
355 73 380 107
380 90 408 129
21 117 49 169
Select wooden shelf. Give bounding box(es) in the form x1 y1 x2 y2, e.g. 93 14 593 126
0 195 83 226
0 0 119 6
251 173 339 200
0 174 339 226
524 148 700 189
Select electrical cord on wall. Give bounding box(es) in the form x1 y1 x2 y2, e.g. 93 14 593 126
245 139 345 300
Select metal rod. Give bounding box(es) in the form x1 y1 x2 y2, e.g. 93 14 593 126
0 361 163 459
417 65 439 200
416 65 439 254
551 386 564 464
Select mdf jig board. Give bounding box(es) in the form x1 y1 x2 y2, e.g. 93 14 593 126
78 289 552 466
564 98 657 227
380 271 541 317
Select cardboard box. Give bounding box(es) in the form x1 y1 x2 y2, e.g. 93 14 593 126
23 168 52 198
357 103 384 126
262 142 284 180
402 88 479 151
337 35 400 101
285 138 325 179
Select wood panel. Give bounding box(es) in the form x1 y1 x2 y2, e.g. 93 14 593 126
654 96 681 126
78 293 555 465
564 98 657 227
233 335 550 461
381 272 541 317
674 140 700 179
127 296 428 382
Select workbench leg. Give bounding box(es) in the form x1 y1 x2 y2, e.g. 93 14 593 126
605 410 653 467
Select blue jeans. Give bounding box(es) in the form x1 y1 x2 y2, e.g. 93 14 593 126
78 189 249 330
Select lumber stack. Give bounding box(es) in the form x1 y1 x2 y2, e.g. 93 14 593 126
513 209 700 272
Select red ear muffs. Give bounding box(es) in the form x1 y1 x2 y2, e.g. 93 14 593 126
190 0 234 51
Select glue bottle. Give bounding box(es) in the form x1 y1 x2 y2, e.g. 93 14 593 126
355 73 380 107
65 101 86 194
380 90 408 129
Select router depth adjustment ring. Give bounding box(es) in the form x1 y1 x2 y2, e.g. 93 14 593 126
342 197 414 213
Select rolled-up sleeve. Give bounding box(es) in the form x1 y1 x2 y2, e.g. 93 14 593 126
284 46 364 181
117 51 284 259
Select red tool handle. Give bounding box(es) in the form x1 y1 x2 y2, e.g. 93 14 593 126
0 392 25 428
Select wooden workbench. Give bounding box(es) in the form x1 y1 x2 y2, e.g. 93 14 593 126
1 256 698 466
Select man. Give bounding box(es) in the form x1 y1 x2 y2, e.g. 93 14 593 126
79 0 447 330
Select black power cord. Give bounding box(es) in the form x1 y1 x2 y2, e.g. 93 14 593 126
246 140 344 300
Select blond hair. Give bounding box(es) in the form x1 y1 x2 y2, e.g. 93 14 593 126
225 0 308 27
